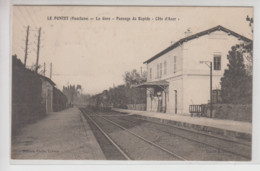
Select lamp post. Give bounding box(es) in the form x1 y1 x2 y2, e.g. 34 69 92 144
200 61 213 118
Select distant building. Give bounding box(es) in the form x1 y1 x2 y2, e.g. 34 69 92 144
39 75 55 113
136 25 252 115
53 87 68 112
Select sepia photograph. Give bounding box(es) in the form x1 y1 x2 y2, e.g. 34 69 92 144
10 5 253 161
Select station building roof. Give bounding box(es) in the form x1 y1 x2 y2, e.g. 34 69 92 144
143 25 252 64
132 80 169 89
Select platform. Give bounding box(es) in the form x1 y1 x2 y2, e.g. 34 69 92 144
11 107 105 160
112 108 252 141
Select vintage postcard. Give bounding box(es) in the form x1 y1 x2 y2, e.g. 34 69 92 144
11 5 253 162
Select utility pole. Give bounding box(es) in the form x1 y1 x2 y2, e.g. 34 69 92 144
43 62 46 76
200 60 213 118
210 62 212 118
50 63 52 79
24 26 30 66
35 27 41 73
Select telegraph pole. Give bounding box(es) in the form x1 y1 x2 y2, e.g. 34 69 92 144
35 27 41 73
50 63 52 79
24 26 30 66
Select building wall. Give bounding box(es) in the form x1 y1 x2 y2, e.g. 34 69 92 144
147 45 183 82
182 76 223 114
145 30 246 115
146 45 184 114
41 80 53 113
53 87 68 112
12 56 45 134
181 30 244 114
182 30 243 76
167 76 183 114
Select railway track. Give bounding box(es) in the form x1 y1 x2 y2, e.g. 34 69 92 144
107 113 251 159
79 108 251 160
80 108 186 160
83 110 131 160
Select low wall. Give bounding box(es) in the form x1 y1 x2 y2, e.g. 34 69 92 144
126 104 146 111
202 104 252 122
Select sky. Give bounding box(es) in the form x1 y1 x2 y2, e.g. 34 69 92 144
12 6 253 94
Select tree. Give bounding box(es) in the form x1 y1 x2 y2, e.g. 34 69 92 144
123 69 147 106
62 84 82 103
123 69 147 87
221 15 254 104
220 45 252 104
236 42 253 75
243 15 253 75
246 15 253 33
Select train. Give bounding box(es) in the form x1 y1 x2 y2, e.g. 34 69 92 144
87 90 113 111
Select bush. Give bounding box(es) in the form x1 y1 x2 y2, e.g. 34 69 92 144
202 104 252 122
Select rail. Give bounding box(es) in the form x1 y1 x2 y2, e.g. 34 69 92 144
80 108 186 160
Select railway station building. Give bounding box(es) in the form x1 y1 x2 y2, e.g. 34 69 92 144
135 25 252 115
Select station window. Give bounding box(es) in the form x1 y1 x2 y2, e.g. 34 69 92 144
164 61 167 75
214 55 221 70
157 64 159 78
174 56 177 73
149 68 152 80
159 63 162 78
